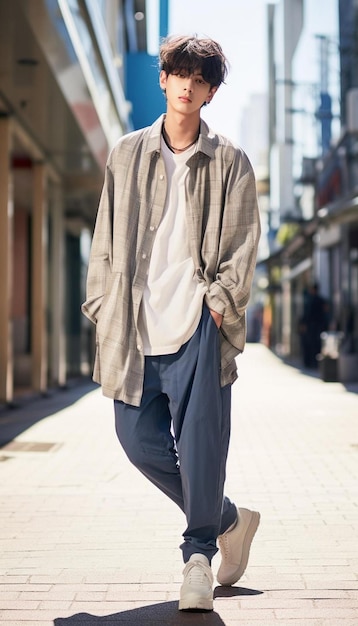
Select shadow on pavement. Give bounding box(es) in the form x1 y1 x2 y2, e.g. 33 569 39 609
0 379 99 447
343 382 358 394
54 589 263 625
54 602 224 625
279 353 358 393
214 585 263 598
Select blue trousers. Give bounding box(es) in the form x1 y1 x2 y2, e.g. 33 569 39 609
114 305 237 563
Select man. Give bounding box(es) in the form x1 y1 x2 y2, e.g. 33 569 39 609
82 34 261 611
299 283 329 368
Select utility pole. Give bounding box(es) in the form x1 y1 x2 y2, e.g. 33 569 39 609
316 35 333 155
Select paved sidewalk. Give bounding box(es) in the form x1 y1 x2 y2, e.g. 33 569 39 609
0 344 357 625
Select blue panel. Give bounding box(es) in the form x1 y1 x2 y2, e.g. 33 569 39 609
160 0 169 39
126 53 166 129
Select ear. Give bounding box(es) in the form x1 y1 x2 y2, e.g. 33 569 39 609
206 86 218 104
159 70 168 90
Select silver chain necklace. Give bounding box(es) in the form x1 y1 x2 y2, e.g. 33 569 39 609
162 125 199 153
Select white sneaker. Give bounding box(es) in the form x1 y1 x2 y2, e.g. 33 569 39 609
217 507 260 586
179 553 214 611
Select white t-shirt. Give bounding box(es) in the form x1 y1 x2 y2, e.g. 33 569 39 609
138 137 207 355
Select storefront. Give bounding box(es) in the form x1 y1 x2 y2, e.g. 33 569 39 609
0 0 130 403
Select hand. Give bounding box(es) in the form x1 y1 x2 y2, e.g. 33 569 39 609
209 309 223 328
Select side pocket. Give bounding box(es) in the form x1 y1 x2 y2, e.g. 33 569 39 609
207 307 221 334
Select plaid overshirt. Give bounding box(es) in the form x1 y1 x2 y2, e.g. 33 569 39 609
82 115 261 406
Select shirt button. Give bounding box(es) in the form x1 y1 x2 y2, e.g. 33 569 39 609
137 344 142 351
149 225 155 231
142 253 147 259
159 174 164 180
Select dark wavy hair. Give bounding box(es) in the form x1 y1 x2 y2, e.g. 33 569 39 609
159 35 228 88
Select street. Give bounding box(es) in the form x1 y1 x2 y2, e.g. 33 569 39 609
0 343 357 625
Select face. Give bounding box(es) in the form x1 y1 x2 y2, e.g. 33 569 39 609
160 70 217 114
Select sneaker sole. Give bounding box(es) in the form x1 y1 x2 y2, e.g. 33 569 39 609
179 594 213 611
217 510 260 586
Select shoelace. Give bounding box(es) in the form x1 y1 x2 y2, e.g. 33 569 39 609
218 533 230 558
218 519 237 558
184 561 212 584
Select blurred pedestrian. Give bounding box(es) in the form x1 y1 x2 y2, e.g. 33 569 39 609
82 34 261 611
299 283 329 368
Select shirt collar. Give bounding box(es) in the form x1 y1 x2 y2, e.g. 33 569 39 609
144 114 217 159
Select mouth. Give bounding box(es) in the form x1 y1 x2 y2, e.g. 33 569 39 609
179 96 192 103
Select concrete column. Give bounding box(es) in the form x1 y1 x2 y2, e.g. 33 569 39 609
31 162 48 393
50 184 66 386
0 117 14 403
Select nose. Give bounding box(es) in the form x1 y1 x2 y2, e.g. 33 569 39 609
184 77 194 92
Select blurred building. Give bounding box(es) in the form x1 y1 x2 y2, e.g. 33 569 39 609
0 0 168 405
262 0 358 381
239 93 270 341
125 0 167 127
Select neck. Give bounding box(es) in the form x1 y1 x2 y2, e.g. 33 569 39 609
162 126 199 153
163 112 200 153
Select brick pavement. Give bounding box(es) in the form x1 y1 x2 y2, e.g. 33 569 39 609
0 343 357 625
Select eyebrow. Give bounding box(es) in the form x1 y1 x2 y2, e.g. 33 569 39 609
191 72 206 80
174 68 204 76
172 68 208 81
